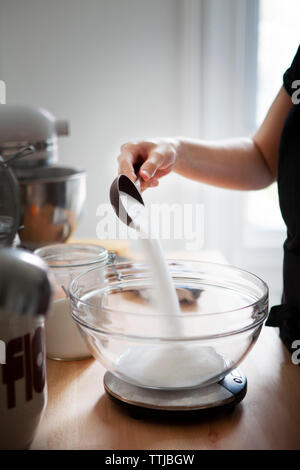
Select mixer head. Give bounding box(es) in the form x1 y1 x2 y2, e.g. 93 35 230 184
0 104 69 179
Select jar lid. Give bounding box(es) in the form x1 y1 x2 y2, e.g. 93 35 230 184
0 248 52 316
34 243 108 269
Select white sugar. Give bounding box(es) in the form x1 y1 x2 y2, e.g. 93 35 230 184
116 344 226 388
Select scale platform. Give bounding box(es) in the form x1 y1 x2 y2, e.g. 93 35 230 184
104 368 247 414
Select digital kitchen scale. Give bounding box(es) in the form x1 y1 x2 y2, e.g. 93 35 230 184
104 368 247 414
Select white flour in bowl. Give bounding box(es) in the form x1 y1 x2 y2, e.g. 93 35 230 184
116 343 226 388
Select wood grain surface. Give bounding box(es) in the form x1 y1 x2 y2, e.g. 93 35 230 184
31 317 300 450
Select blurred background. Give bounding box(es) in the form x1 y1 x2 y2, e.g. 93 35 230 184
0 0 299 306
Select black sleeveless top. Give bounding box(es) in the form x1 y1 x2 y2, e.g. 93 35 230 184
266 45 300 355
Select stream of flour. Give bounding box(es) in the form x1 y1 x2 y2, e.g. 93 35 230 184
115 191 226 388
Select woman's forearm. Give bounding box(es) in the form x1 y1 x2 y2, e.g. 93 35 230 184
173 87 292 190
117 87 291 191
174 137 275 191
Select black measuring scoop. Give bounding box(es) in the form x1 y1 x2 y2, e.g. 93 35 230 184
110 174 145 227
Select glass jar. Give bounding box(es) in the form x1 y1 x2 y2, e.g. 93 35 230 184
35 243 108 361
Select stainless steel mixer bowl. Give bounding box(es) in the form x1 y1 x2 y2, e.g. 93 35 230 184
18 166 86 250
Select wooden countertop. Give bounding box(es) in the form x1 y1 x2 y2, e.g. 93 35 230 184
31 247 300 450
31 327 300 450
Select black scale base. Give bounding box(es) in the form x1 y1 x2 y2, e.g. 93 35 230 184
104 368 247 418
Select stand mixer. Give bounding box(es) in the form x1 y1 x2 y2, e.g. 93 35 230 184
0 104 86 249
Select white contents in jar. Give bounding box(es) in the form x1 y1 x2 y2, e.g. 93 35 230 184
116 344 226 388
46 298 91 360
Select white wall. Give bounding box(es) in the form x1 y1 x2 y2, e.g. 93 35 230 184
0 0 183 238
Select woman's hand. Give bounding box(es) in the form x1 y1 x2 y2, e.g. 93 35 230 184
117 138 179 191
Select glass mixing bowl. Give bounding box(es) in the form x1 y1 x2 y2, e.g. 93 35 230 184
69 260 268 390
